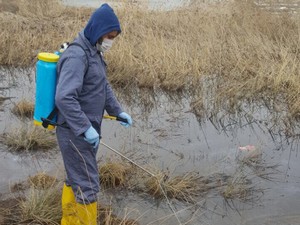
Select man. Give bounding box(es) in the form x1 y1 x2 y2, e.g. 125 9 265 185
55 4 132 225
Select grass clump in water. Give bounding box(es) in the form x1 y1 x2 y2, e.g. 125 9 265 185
28 173 58 190
1 124 56 151
2 185 62 224
99 162 133 189
145 171 204 203
98 205 139 225
220 169 264 205
11 99 34 118
18 186 62 224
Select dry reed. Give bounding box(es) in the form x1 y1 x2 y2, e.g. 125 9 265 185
220 169 264 204
11 99 34 118
2 184 140 225
1 124 57 151
145 172 204 203
28 172 58 190
18 186 62 224
0 0 91 67
98 205 139 225
99 162 132 189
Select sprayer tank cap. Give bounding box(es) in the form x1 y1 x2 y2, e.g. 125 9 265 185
38 52 59 63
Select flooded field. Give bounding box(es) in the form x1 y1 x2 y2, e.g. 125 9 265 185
0 68 299 224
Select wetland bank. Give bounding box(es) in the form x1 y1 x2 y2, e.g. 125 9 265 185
0 0 300 224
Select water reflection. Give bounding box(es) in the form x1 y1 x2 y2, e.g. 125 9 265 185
115 82 299 151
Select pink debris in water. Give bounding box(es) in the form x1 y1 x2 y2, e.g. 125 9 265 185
238 145 256 151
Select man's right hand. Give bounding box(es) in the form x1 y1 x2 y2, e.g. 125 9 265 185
84 126 99 148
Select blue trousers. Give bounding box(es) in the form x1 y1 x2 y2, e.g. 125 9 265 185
56 126 100 204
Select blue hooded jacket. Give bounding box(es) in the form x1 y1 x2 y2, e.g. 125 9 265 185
84 3 121 46
56 3 123 137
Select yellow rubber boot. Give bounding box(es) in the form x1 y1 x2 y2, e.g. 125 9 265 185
77 202 97 225
61 183 79 225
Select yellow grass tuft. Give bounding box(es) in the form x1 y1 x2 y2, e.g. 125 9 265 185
19 186 62 224
1 184 140 225
11 99 34 118
1 124 57 151
28 172 57 190
0 0 92 67
222 182 251 201
145 172 204 202
220 170 263 203
99 162 132 189
98 205 139 225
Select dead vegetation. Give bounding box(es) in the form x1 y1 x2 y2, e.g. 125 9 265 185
0 0 92 67
18 186 62 224
1 182 140 225
219 148 280 208
98 161 208 203
97 159 274 206
98 206 139 225
10 173 58 193
220 171 262 203
0 185 62 225
145 172 205 203
99 162 133 189
237 150 280 181
1 124 57 151
11 99 34 118
28 173 58 190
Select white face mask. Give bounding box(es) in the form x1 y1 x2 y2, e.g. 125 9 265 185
97 38 114 53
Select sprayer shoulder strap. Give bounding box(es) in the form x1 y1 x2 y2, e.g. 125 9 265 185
42 42 89 129
67 42 89 74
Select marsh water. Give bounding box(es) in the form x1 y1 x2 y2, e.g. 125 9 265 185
0 67 299 225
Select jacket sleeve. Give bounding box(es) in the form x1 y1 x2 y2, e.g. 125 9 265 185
104 82 123 116
55 56 91 136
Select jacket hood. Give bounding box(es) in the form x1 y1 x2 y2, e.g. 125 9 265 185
84 3 121 46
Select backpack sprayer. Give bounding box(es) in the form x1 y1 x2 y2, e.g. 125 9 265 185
33 43 127 130
33 51 59 130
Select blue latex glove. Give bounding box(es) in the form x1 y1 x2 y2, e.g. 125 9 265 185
84 126 99 148
118 112 132 128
